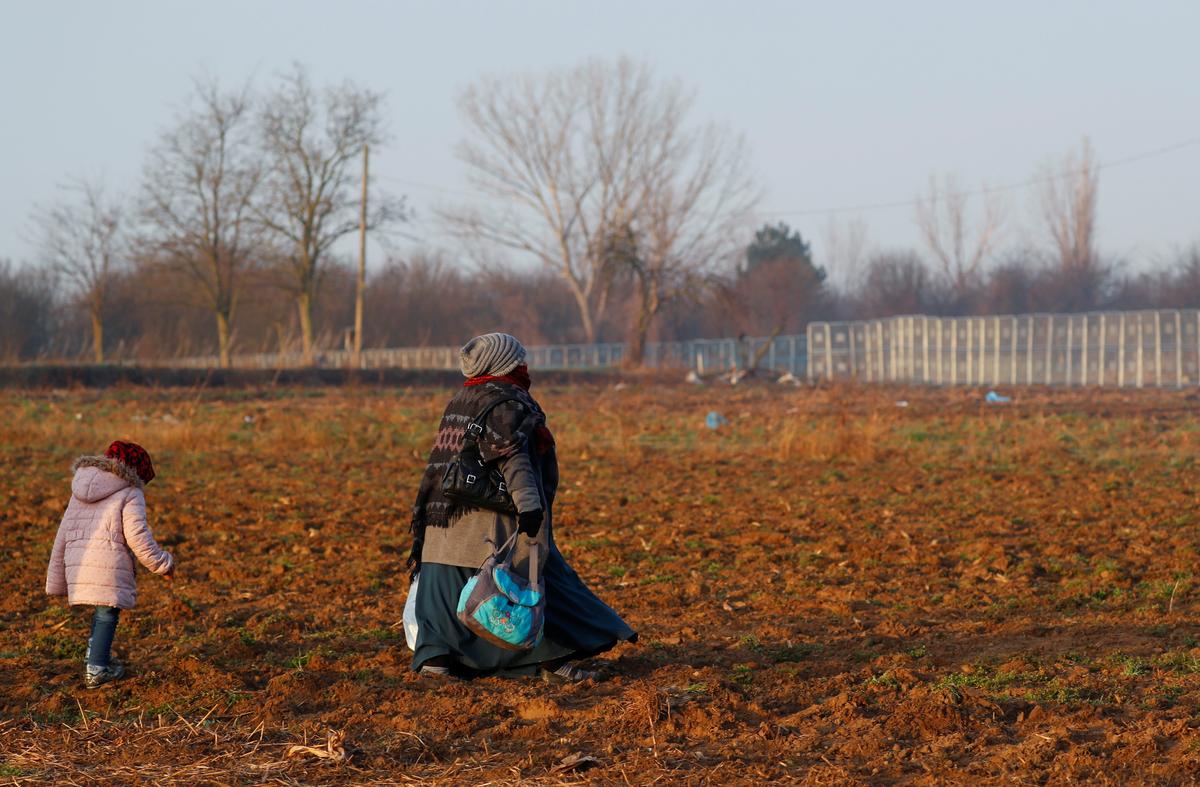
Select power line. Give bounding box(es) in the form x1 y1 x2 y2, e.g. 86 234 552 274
757 134 1200 218
373 175 481 199
374 134 1200 220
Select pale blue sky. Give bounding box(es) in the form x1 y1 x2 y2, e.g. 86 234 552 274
2 0 1198 279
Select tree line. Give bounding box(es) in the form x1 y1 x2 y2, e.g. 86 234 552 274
2 59 1197 366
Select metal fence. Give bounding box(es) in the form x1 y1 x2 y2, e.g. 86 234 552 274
807 310 1200 387
166 334 808 375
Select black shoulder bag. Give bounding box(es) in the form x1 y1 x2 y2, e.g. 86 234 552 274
440 399 518 514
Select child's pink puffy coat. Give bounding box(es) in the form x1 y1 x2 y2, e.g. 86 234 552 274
45 456 174 609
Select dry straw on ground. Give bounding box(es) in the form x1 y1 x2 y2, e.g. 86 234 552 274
4 383 1200 783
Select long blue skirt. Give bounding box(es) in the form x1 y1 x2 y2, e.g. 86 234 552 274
412 546 637 677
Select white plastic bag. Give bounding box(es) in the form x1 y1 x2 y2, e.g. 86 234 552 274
403 575 420 651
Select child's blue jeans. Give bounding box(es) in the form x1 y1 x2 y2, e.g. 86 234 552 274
86 606 120 669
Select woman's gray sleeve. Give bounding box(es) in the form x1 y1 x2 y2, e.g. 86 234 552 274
498 450 542 513
482 400 542 513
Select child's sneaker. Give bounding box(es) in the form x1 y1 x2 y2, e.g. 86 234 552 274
85 661 125 689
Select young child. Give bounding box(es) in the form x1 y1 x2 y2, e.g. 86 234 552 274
45 441 175 688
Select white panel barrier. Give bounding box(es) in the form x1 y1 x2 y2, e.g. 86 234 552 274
806 310 1200 387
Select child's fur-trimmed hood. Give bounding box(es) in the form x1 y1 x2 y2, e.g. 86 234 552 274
72 455 146 490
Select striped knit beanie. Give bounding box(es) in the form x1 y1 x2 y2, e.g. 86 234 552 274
460 333 527 378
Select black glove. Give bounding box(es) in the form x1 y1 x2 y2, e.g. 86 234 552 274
517 509 543 538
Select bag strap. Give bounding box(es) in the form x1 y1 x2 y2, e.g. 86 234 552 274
494 530 542 592
463 397 519 444
528 541 540 592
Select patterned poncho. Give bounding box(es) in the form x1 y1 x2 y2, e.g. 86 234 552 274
407 380 544 575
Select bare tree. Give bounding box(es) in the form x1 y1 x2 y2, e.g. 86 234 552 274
914 174 1004 301
623 121 758 365
1039 137 1099 273
446 64 607 343
855 250 931 319
820 214 871 293
0 259 57 362
31 179 124 363
448 58 754 347
1036 137 1102 309
141 77 262 367
256 65 402 364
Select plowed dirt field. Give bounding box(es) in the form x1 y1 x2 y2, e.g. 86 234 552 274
3 382 1200 784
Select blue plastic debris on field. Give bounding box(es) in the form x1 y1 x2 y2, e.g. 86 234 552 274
985 391 1012 404
705 411 728 429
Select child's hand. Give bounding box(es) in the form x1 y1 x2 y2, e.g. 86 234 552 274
163 564 176 583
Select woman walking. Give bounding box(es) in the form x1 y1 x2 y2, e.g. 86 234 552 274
408 333 636 681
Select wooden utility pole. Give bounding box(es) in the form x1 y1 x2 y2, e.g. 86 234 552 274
353 144 369 368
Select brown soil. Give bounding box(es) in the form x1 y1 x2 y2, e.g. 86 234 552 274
3 382 1200 784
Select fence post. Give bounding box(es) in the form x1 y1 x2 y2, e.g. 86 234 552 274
991 316 1000 385
904 316 913 382
965 319 973 385
1065 316 1074 386
1155 310 1163 387
969 316 979 383
824 323 833 381
882 321 890 381
923 317 931 384
845 329 855 380
1027 314 1036 386
1136 314 1145 388
950 319 959 385
1010 316 1018 385
976 317 986 385
975 317 984 385
806 324 816 382
1099 313 1107 386
1117 313 1126 387
892 319 900 382
1044 315 1054 385
894 318 903 382
911 317 917 382
863 324 872 382
1175 311 1184 387
977 317 985 384
972 317 980 385
884 319 892 381
909 319 916 383
877 322 885 381
935 319 944 385
1081 314 1089 386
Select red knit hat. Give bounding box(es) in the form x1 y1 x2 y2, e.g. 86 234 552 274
105 441 156 484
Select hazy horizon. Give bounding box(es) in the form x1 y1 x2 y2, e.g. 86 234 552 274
3 0 1198 282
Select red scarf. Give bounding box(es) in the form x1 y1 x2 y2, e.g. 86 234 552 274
463 363 532 391
462 365 554 453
